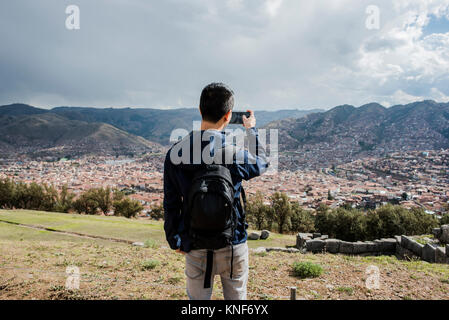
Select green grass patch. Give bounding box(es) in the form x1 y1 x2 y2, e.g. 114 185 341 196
292 261 323 279
144 239 160 249
141 259 160 270
0 210 295 249
336 286 354 295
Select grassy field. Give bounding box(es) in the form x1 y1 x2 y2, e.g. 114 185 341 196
0 209 295 248
0 209 448 300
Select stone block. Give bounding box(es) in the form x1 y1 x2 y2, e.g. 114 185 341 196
296 233 312 249
440 225 449 244
401 236 423 256
379 238 397 253
339 241 354 254
353 241 368 254
324 239 341 253
435 247 447 264
306 239 325 253
364 241 379 253
422 244 436 263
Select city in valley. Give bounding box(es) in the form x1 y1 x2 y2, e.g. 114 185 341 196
1 149 448 218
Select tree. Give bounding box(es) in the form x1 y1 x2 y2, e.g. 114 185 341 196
270 192 292 234
113 189 125 202
0 178 14 209
113 197 143 218
290 202 315 233
150 202 164 220
246 191 269 230
41 184 58 211
314 204 336 237
73 189 100 215
55 185 75 213
93 187 112 215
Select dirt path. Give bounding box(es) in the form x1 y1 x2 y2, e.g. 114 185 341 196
0 219 134 244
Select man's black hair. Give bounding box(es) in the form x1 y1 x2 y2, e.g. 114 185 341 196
199 83 234 123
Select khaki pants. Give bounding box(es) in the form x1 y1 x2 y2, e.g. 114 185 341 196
185 242 249 300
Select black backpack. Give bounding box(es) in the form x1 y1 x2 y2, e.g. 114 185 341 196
187 164 238 250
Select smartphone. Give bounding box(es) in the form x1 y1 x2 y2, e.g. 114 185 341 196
230 111 251 125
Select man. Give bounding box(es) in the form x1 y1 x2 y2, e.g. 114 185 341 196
163 83 269 300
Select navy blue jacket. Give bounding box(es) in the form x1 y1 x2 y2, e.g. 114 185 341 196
163 127 269 252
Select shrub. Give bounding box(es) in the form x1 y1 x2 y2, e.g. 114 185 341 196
113 197 143 218
141 259 160 270
150 202 164 220
315 204 439 241
292 261 323 279
440 214 449 226
290 202 315 233
144 239 160 249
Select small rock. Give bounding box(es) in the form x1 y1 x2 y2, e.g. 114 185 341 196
260 230 270 240
248 232 260 240
266 247 300 253
252 247 266 254
132 242 144 247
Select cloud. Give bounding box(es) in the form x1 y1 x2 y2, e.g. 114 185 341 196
265 0 283 17
0 0 448 110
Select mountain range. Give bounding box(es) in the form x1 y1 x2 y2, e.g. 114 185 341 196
0 104 320 158
1 101 448 165
265 100 449 168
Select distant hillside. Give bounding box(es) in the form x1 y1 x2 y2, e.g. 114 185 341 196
0 103 49 116
50 107 321 145
0 112 161 158
266 100 449 168
0 104 321 145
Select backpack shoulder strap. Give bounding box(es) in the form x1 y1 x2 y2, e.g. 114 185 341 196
240 186 247 209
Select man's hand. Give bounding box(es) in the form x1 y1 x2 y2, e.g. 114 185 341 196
175 248 186 255
242 110 256 129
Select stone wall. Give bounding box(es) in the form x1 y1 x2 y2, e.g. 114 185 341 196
296 232 449 264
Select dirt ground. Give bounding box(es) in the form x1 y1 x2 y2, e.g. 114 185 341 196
1 222 448 300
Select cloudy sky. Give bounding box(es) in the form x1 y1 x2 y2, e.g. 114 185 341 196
1 0 449 110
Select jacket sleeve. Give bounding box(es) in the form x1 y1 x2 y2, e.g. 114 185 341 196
234 127 270 180
163 151 182 250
